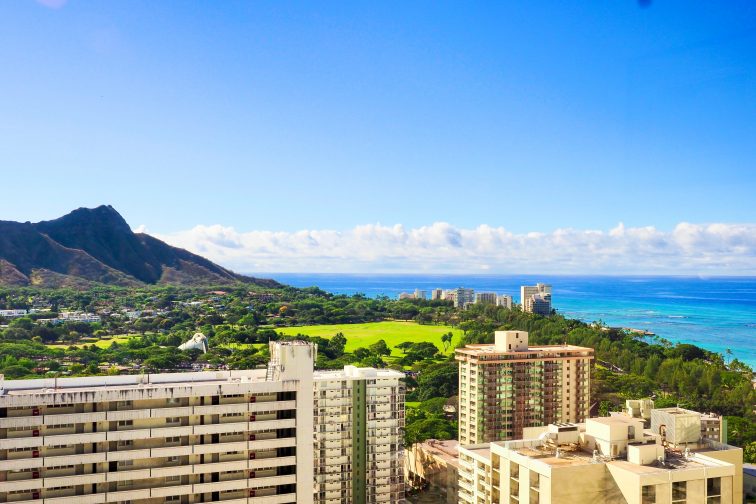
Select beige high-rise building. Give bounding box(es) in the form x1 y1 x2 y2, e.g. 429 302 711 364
0 341 317 504
475 293 498 306
458 409 743 504
456 331 593 445
455 288 476 309
496 295 513 310
520 284 552 314
313 366 405 504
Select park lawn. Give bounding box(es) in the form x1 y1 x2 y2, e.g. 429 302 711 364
46 335 134 349
276 321 462 356
220 343 268 351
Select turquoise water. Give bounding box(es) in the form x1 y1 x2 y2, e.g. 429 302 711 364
267 274 756 368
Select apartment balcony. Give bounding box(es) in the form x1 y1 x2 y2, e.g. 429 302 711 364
248 437 295 451
249 400 296 413
190 459 248 474
0 472 106 493
0 432 109 450
249 456 295 469
104 468 153 482
248 494 297 504
105 448 150 464
0 457 45 471
45 495 106 504
105 409 152 421
247 474 296 488
0 416 44 429
192 480 245 494
150 484 195 497
192 440 248 455
148 444 192 458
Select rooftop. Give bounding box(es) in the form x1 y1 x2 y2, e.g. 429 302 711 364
0 369 268 397
314 366 404 380
416 439 461 466
456 343 594 357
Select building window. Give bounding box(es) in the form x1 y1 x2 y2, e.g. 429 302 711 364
672 481 686 503
642 485 656 504
707 477 721 503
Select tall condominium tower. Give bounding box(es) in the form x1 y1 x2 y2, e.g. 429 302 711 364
0 341 317 504
313 366 405 504
474 292 498 305
454 288 475 309
456 331 593 445
496 295 513 309
520 283 552 314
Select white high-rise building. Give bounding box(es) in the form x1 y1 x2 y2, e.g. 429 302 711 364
520 283 552 314
0 341 317 504
313 366 405 504
474 292 497 305
454 288 475 309
431 289 444 301
496 295 513 309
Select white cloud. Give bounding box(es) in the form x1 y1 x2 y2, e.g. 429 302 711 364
151 222 756 275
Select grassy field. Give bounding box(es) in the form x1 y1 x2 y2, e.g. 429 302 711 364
276 321 462 356
220 343 268 351
46 335 134 349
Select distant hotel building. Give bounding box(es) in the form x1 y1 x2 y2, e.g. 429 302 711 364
313 366 405 504
520 283 552 315
431 289 444 301
453 288 475 309
0 341 317 504
474 292 497 305
397 290 427 301
458 406 743 504
456 331 593 445
496 295 513 309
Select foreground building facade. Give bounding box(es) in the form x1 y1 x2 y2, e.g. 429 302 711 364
458 409 743 504
456 331 593 445
0 342 317 504
313 366 405 504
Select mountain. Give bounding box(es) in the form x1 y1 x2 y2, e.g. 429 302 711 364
0 205 280 288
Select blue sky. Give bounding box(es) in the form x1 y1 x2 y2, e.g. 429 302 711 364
1 1 755 273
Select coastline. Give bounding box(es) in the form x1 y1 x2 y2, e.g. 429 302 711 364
265 273 756 368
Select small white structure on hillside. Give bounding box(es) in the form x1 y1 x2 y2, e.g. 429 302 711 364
178 332 208 353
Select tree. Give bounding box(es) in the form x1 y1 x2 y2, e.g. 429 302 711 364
368 339 391 357
324 332 347 359
395 341 414 354
441 331 453 352
360 356 385 368
354 348 371 360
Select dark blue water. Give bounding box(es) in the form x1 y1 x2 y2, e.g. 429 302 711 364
266 274 756 367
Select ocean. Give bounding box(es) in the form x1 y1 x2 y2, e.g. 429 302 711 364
267 274 756 368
